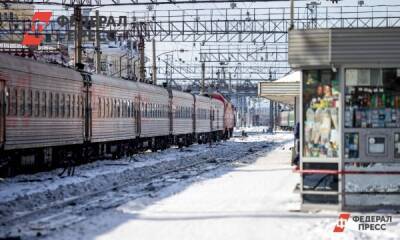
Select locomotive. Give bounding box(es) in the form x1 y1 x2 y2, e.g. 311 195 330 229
0 54 235 176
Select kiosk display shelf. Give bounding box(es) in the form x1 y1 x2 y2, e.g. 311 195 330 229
302 70 340 159
344 69 400 129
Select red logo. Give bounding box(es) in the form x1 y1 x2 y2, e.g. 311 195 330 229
22 12 52 46
333 213 351 232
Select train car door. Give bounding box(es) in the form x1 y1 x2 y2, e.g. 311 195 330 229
210 107 213 132
168 89 173 135
192 95 196 134
0 81 4 146
135 96 141 137
82 74 92 141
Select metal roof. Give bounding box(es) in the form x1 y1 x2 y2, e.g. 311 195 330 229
257 71 300 105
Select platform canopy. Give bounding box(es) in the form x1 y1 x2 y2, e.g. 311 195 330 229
257 71 300 105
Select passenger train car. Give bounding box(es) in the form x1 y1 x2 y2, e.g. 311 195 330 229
0 54 235 176
278 110 295 131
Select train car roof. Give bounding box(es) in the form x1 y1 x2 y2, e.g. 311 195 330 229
172 89 194 100
137 81 169 95
0 53 82 81
91 74 139 89
195 94 210 102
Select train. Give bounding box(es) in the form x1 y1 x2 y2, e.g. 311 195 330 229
0 54 235 176
278 110 295 131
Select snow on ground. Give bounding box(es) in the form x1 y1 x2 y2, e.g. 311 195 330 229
33 133 398 240
0 131 290 222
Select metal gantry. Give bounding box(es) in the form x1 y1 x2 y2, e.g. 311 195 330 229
2 4 400 88
199 45 288 63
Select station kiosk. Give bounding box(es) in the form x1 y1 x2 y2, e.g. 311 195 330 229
289 28 400 211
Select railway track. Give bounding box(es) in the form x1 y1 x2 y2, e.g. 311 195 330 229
0 141 276 239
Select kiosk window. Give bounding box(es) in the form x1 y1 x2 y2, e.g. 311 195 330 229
303 70 340 158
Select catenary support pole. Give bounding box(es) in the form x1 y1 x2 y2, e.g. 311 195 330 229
74 6 82 66
95 10 101 74
152 39 157 85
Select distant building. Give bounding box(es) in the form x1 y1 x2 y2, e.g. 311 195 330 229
0 3 34 43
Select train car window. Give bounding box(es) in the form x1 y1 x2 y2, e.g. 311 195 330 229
110 98 114 118
48 92 52 118
127 101 130 118
41 92 46 118
126 101 129 118
5 87 9 116
149 103 152 118
102 98 106 118
134 102 136 118
81 96 85 118
110 99 113 118
71 94 74 118
61 94 65 118
34 90 40 117
25 90 32 117
163 105 165 118
66 94 70 118
116 99 120 118
18 88 25 116
135 102 137 118
108 98 111 118
10 88 17 116
77 95 80 118
131 101 134 118
54 93 59 118
106 98 110 118
98 97 101 118
114 99 117 118
122 100 125 118
120 100 123 118
122 99 124 118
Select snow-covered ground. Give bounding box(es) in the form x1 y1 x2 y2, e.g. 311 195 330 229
2 132 400 239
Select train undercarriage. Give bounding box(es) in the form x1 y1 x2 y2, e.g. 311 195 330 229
0 130 231 177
